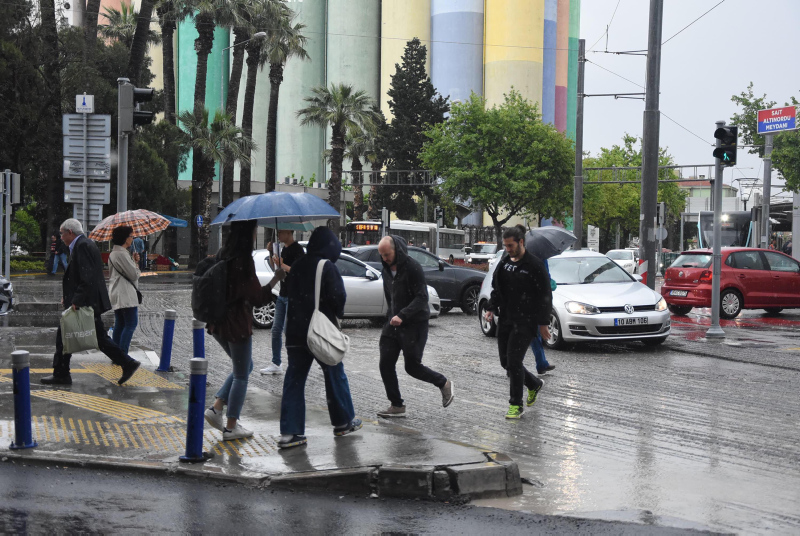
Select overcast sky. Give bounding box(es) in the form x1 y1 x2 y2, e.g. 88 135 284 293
579 0 800 203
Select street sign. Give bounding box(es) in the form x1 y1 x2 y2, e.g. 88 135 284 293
63 136 111 160
587 225 600 252
62 114 111 137
757 106 797 135
64 182 111 204
75 94 94 113
73 203 103 226
655 227 668 241
195 215 204 227
63 159 111 179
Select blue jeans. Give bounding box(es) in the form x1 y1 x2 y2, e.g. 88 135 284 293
52 253 68 273
280 346 355 435
271 296 288 365
112 307 138 356
212 335 253 421
530 333 550 373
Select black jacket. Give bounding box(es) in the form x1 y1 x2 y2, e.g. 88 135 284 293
63 234 112 315
488 249 552 327
381 235 429 325
285 227 347 348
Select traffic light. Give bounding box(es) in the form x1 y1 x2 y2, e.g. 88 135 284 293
658 202 666 226
119 81 155 132
713 125 738 167
434 206 443 225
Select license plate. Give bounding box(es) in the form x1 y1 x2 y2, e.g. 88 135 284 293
614 317 649 326
670 290 688 297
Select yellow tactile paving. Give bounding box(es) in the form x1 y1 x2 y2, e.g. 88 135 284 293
78 363 184 390
0 376 12 383
31 390 184 425
0 369 94 374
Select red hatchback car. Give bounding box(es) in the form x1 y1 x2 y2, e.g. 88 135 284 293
661 248 800 319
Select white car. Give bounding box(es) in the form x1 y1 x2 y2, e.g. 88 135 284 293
465 243 498 264
606 249 638 274
477 250 670 347
251 250 440 328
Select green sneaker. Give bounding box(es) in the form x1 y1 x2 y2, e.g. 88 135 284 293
527 380 544 407
505 405 523 419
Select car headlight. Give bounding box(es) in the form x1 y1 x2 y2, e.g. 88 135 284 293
565 301 601 315
655 297 667 311
428 286 438 297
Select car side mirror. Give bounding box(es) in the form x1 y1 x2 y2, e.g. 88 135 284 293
633 274 643 282
366 270 379 281
438 260 445 271
464 247 472 254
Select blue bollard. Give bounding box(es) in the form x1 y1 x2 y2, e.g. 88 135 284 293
192 319 206 359
156 310 177 372
10 350 38 450
179 358 213 463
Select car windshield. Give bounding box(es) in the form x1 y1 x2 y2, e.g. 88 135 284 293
606 250 633 261
670 254 712 269
472 244 497 254
549 257 634 285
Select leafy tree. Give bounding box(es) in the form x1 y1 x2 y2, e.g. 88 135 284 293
297 83 379 237
367 107 389 220
421 90 573 245
343 128 378 221
11 203 41 253
99 3 160 49
179 109 254 266
382 38 449 219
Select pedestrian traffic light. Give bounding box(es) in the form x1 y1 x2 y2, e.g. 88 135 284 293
713 126 738 167
118 81 155 132
434 206 443 225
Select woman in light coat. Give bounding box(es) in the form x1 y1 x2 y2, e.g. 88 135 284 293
108 226 141 355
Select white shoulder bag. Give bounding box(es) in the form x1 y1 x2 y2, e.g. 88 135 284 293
307 259 350 365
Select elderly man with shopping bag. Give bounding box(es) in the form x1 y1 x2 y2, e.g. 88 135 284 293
41 218 141 386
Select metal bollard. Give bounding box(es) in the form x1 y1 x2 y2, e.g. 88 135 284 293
192 319 206 359
10 350 38 450
179 357 213 463
156 310 177 372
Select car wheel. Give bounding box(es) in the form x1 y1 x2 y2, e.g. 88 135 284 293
643 336 667 346
764 308 783 315
667 304 692 316
440 306 453 314
448 255 455 264
720 289 743 319
460 285 481 315
545 310 566 350
252 303 275 329
478 301 496 337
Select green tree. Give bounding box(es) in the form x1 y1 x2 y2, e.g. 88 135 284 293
297 83 379 237
11 203 41 253
99 3 160 49
179 109 254 266
421 91 574 245
382 38 449 219
343 128 378 221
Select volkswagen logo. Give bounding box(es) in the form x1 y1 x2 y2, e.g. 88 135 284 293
624 304 634 315
678 271 684 278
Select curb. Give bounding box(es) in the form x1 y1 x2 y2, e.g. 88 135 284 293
1 449 521 501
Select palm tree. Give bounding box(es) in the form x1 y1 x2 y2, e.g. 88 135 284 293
100 3 160 49
127 0 159 85
343 129 377 221
179 109 255 266
297 84 379 237
367 107 388 220
85 0 102 62
156 0 183 126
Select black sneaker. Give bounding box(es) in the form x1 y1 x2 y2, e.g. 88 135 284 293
277 434 307 449
537 364 556 375
41 374 72 385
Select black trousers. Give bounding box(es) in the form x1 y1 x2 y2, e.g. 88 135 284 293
379 322 446 407
52 313 134 377
497 322 543 407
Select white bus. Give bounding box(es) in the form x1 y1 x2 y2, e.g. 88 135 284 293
388 220 466 263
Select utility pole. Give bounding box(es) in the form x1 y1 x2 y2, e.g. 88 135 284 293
706 120 726 339
572 39 585 249
638 0 664 290
760 133 773 248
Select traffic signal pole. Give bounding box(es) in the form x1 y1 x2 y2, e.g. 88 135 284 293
572 39 585 249
760 133 774 248
706 120 726 339
117 78 130 212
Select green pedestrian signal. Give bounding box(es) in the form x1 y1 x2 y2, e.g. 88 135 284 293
713 126 738 167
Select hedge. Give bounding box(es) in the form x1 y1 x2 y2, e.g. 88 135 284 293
11 260 46 272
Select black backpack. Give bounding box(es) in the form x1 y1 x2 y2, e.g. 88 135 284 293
191 254 230 324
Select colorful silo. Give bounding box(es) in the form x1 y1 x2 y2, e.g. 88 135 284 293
380 0 432 118
431 0 484 104
542 0 557 124
566 0 580 140
484 0 545 108
555 0 570 133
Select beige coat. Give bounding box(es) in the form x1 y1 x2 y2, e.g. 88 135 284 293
108 245 140 310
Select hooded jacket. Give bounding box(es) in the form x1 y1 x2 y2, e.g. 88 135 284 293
488 249 552 328
381 235 430 325
285 226 347 348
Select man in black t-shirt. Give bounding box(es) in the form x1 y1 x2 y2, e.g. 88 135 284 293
260 229 305 375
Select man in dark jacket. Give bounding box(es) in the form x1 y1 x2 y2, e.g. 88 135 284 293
41 219 141 386
279 226 361 449
376 235 454 418
484 227 552 419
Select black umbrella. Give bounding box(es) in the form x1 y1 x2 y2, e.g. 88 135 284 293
525 227 577 261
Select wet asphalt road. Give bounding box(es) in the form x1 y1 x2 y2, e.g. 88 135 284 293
9 274 800 534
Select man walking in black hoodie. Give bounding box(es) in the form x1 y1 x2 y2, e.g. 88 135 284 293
376 235 454 418
484 227 552 419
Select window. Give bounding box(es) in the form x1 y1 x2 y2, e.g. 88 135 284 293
368 249 382 263
549 257 633 285
408 249 440 268
729 251 766 270
764 252 800 273
606 250 634 261
672 254 712 269
335 258 368 278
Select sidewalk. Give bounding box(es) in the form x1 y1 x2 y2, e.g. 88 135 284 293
0 331 521 501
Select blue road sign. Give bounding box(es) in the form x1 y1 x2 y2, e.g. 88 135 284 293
195 215 204 227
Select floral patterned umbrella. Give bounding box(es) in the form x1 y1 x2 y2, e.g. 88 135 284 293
87 209 171 241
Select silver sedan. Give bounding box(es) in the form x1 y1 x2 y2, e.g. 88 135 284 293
251 250 440 328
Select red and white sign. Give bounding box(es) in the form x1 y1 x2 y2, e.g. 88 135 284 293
757 106 797 135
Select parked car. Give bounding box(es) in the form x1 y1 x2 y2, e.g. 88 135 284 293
251 249 440 328
661 248 800 319
344 245 485 314
477 250 671 348
464 242 498 264
606 249 637 274
0 275 12 314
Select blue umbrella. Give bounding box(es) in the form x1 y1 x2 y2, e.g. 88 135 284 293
211 191 339 226
159 214 188 228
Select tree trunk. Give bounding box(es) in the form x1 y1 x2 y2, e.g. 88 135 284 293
41 0 63 240
221 28 249 206
238 44 260 198
328 125 345 238
160 14 177 125
84 0 102 64
367 161 383 220
265 62 284 192
127 0 154 85
352 156 364 220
